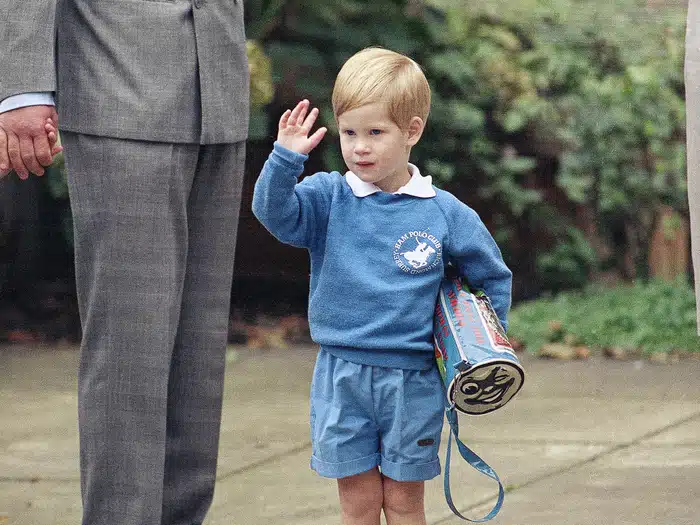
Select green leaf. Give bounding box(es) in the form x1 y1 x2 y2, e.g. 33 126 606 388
248 106 271 141
500 155 536 174
502 110 527 132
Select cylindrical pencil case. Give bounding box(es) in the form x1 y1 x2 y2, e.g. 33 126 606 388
434 277 524 415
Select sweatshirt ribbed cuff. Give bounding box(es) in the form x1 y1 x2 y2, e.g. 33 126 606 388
271 142 309 172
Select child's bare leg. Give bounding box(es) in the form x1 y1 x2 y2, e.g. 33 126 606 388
382 476 427 525
337 468 383 525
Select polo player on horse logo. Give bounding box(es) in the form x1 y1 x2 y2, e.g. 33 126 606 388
401 238 436 269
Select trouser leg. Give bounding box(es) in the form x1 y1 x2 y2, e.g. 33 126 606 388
64 132 200 525
160 142 245 525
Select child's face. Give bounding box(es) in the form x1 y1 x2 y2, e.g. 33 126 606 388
337 102 421 193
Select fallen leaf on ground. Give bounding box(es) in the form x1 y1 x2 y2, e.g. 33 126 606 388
574 346 591 359
648 352 669 364
603 347 627 360
538 343 576 360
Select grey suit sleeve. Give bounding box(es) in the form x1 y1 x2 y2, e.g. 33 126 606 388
0 92 55 113
0 0 58 101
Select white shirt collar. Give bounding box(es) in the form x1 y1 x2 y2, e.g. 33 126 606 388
345 163 436 198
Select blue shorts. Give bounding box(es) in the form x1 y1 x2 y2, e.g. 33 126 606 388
309 348 445 482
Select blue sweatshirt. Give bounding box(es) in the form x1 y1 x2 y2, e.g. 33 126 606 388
252 143 512 370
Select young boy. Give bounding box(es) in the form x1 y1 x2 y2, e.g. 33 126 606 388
252 47 512 525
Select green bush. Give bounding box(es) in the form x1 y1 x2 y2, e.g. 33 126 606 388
535 226 597 294
508 279 699 353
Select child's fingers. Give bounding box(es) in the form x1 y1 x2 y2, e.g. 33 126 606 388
45 119 57 135
45 128 57 148
44 121 59 150
288 99 308 127
40 120 63 158
300 107 320 134
278 109 292 130
307 127 327 152
296 103 309 129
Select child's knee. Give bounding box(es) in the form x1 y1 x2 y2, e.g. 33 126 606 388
382 478 425 516
337 469 383 517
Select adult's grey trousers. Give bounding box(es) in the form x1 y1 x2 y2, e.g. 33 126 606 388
63 132 245 525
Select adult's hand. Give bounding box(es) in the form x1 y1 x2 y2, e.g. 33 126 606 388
0 105 59 179
0 127 10 179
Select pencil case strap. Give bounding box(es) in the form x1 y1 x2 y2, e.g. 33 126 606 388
443 408 505 522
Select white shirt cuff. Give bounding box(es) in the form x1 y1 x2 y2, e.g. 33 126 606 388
0 92 55 113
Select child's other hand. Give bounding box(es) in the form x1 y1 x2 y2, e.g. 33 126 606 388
44 118 64 157
277 100 327 155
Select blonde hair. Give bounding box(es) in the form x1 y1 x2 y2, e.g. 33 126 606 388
332 47 431 129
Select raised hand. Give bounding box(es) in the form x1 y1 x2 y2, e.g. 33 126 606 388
277 99 327 155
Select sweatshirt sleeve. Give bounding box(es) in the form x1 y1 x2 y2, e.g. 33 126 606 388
252 142 334 249
447 202 513 331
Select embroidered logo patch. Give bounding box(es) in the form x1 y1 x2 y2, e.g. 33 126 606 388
393 231 442 274
417 438 435 447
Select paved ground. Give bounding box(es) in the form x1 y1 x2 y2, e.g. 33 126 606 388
1 344 699 525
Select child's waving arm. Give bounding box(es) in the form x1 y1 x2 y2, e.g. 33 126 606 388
277 99 327 155
252 100 331 249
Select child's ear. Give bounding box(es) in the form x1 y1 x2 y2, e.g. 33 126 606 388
406 116 425 146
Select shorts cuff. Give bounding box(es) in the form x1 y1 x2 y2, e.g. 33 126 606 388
310 452 380 479
380 457 441 481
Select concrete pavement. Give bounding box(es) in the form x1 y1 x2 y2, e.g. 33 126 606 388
1 344 699 525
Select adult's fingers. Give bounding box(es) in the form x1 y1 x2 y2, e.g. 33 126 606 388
0 127 10 178
33 133 53 167
20 135 45 176
50 107 59 127
7 132 28 179
0 105 59 178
